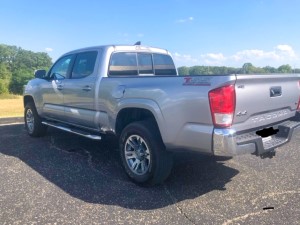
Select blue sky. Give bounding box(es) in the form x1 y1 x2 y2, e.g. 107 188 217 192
1 0 300 68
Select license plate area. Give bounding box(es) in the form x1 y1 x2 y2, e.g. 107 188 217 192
256 127 279 140
262 136 272 143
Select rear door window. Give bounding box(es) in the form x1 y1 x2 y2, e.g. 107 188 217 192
71 51 97 79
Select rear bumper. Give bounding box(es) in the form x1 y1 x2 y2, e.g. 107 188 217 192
213 119 300 157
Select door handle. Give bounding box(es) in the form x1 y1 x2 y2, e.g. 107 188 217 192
82 86 92 91
57 84 64 90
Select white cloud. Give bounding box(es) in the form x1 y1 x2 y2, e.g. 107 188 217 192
231 49 280 61
276 44 292 52
200 45 298 67
176 16 194 23
45 47 53 52
203 53 226 61
137 33 144 38
173 52 198 66
275 44 296 58
174 44 299 67
200 53 227 66
230 45 297 65
208 53 225 60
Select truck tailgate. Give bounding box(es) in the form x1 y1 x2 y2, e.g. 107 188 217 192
233 74 300 131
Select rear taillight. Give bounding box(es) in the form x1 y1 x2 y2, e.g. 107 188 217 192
209 85 236 128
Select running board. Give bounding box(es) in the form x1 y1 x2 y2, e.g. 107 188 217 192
42 121 102 140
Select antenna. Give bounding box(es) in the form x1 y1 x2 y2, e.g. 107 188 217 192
134 41 141 45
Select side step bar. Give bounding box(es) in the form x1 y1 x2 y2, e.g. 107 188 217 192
42 121 102 140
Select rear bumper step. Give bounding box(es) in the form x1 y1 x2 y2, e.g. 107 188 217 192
42 121 102 140
213 119 300 157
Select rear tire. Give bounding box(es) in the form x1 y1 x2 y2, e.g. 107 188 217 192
119 120 173 186
24 102 47 137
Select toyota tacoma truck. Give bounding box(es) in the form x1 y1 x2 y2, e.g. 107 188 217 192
23 43 300 185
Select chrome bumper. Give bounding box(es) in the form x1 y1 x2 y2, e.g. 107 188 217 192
213 120 300 157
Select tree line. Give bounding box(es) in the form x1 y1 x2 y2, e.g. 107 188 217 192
0 43 299 95
178 63 300 75
0 44 52 94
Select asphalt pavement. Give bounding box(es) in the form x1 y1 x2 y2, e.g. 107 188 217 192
0 118 299 224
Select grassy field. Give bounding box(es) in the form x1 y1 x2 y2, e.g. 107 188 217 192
0 95 23 118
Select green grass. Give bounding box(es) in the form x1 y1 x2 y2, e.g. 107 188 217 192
0 95 23 118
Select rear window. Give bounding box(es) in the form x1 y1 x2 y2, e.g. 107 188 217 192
108 52 176 76
138 53 153 74
153 54 176 75
108 52 138 76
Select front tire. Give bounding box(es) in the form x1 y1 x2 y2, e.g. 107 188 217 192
24 102 47 137
120 120 173 185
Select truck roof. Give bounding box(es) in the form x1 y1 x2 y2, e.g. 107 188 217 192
63 45 171 56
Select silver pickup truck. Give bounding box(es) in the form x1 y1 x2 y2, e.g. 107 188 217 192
24 44 300 185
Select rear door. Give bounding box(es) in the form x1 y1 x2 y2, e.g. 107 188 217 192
63 51 98 128
233 74 300 131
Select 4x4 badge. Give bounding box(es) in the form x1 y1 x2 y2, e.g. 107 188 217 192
236 111 247 116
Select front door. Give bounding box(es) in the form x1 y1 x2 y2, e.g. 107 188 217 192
42 54 75 121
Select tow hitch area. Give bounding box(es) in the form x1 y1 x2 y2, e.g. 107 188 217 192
255 127 280 158
260 149 276 159
256 127 279 138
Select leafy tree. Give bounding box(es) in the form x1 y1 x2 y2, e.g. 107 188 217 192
11 50 51 72
9 68 33 94
177 64 300 76
214 66 228 74
189 66 209 75
240 63 266 74
177 66 189 75
277 64 292 73
294 68 300 73
0 44 19 69
241 63 253 74
0 63 12 94
262 66 277 73
185 65 239 75
0 44 52 94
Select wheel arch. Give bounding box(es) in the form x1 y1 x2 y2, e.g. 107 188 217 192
115 99 166 142
23 95 35 108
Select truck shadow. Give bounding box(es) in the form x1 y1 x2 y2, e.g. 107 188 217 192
0 124 239 210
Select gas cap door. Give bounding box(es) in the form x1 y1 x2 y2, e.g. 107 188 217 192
112 85 126 99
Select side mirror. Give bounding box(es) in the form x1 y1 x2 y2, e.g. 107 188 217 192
34 70 47 79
